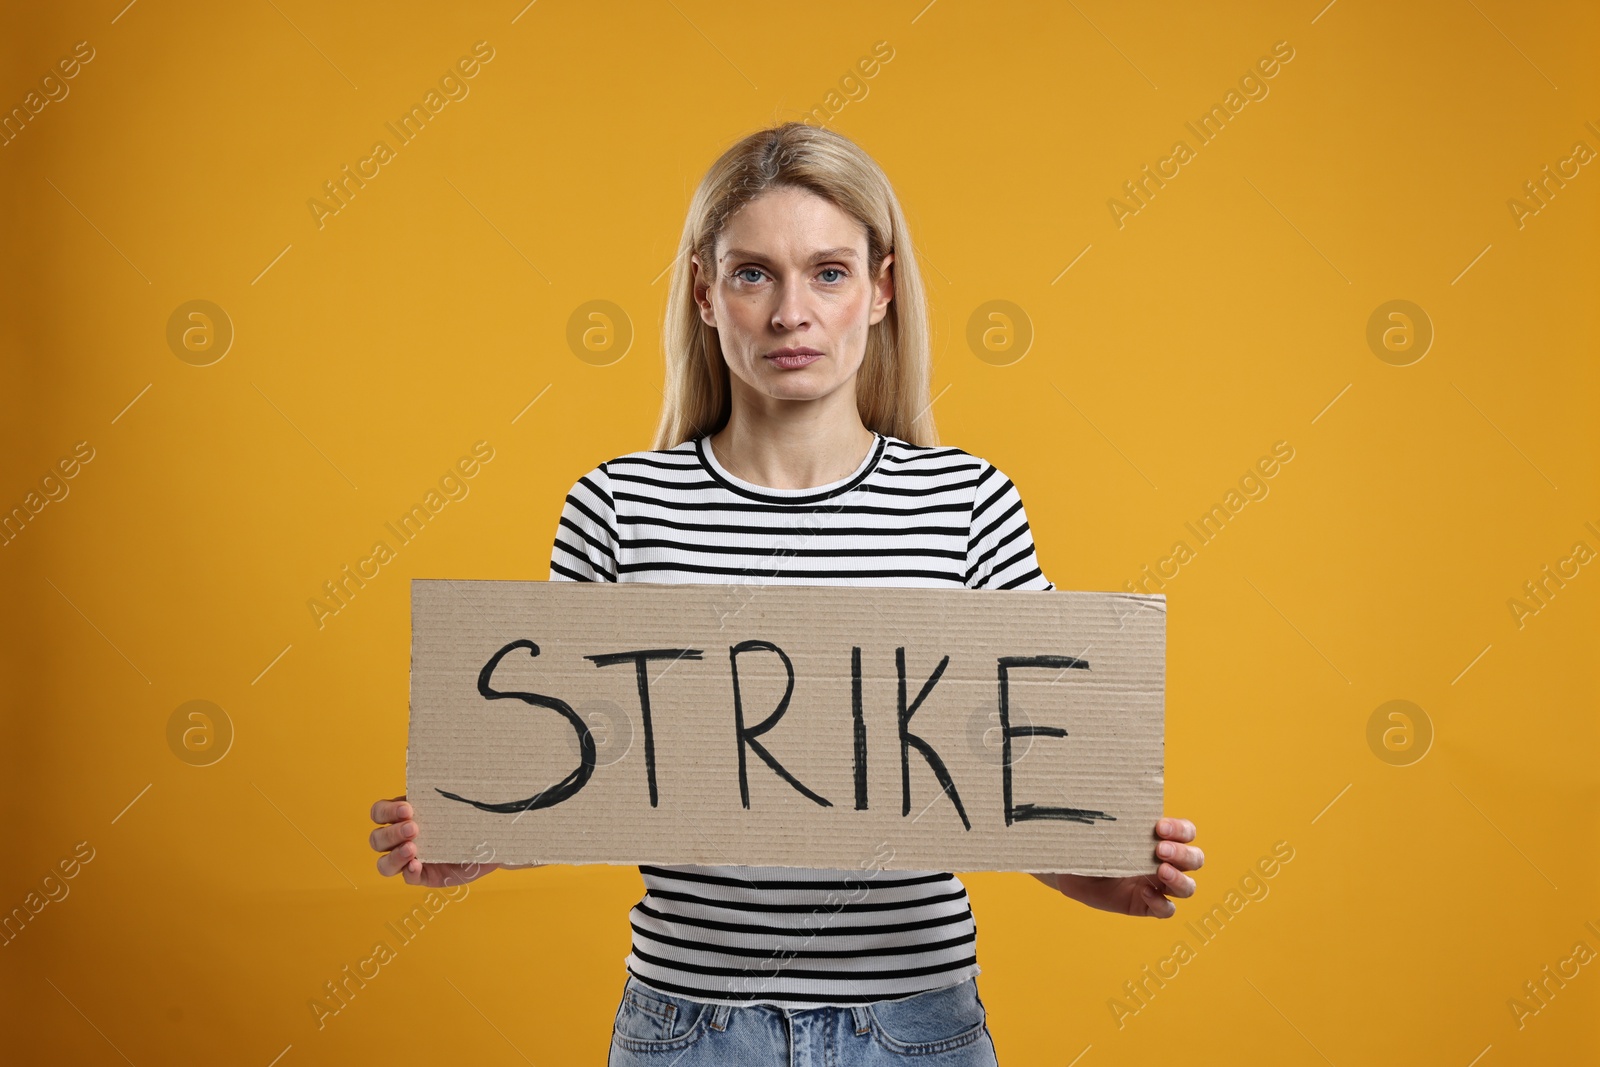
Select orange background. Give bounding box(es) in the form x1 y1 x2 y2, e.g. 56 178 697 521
2 2 1596 1064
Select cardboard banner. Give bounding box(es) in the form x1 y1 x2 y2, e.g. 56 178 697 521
407 579 1165 876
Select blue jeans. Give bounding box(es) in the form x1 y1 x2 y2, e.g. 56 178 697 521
607 974 1000 1065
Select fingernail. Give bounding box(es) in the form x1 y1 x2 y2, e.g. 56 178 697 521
403 823 416 837
1157 819 1170 835
1157 842 1173 858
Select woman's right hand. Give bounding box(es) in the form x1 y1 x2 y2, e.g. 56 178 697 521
369 794 503 888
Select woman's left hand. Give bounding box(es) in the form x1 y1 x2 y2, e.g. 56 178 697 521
1035 817 1203 918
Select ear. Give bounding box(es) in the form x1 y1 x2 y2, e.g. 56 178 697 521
690 252 717 327
868 252 894 326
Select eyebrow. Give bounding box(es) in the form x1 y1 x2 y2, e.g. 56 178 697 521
720 246 860 263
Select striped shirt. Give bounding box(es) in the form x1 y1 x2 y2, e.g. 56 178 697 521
548 430 1055 1007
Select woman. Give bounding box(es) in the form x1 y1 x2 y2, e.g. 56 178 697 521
369 121 1202 1064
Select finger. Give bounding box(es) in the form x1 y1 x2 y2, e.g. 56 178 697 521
1156 840 1204 871
375 839 418 879
374 840 415 878
367 820 417 853
1143 885 1176 918
1157 862 1196 897
370 796 413 825
1156 817 1196 843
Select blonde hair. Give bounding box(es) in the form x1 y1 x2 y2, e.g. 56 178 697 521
652 122 938 450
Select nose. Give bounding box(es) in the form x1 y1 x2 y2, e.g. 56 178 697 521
771 279 812 331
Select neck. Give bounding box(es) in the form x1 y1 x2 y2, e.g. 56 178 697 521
708 415 876 491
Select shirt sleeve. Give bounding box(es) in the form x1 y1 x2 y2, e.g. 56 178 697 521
549 462 618 583
966 460 1055 591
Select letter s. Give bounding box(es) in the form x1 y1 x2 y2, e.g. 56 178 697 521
1271 40 1295 63
1272 839 1295 863
1271 439 1294 463
473 40 495 63
73 40 96 63
873 40 895 63
74 840 96 864
472 439 495 463
74 440 96 463
435 639 595 813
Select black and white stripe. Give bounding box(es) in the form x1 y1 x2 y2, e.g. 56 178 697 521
549 431 1054 1006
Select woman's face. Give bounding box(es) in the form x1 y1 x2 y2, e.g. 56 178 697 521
691 186 894 412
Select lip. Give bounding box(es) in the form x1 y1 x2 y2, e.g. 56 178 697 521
765 347 823 370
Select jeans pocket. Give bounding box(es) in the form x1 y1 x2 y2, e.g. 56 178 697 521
611 978 710 1054
866 979 990 1056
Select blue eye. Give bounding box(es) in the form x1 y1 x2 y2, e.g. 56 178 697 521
732 267 847 284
